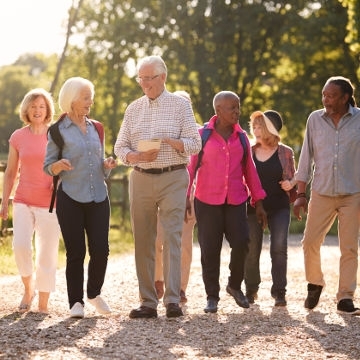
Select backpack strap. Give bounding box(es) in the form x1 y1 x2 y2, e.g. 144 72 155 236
91 119 104 145
48 113 67 213
238 132 248 163
194 122 211 174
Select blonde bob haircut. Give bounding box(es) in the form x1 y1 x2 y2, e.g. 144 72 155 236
58 77 95 113
249 111 280 148
20 88 54 125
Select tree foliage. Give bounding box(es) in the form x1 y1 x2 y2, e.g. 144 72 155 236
340 0 360 79
0 0 358 159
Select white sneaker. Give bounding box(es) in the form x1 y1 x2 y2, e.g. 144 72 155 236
70 302 84 318
88 295 111 315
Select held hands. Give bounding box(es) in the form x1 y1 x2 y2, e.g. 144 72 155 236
293 196 308 220
255 200 268 230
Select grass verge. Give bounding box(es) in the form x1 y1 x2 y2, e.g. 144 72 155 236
0 207 337 276
0 209 134 276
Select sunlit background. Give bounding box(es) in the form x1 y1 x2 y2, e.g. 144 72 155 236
0 0 72 66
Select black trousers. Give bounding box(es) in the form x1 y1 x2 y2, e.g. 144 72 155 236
56 186 110 308
195 198 249 301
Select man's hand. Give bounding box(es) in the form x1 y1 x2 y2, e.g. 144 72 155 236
162 138 184 153
139 149 160 162
127 149 160 164
293 197 308 220
255 200 267 229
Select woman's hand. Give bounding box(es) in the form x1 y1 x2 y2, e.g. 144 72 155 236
0 203 9 220
51 159 74 175
279 179 295 191
103 157 117 169
255 200 268 230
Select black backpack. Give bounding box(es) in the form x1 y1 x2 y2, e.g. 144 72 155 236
194 122 248 174
47 113 104 212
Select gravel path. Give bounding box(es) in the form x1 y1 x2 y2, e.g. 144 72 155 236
1 234 360 359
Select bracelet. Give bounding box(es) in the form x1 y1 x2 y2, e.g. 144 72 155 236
296 192 307 199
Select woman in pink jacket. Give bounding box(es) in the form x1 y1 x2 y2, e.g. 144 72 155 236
187 91 267 314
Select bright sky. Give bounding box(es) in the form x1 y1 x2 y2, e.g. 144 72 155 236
0 0 73 66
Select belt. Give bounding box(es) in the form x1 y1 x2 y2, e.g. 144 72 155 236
134 164 186 174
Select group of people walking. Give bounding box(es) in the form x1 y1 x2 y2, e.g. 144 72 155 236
1 54 360 318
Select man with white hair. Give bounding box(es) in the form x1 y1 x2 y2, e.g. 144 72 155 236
115 56 201 318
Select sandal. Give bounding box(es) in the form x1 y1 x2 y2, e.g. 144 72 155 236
18 293 35 313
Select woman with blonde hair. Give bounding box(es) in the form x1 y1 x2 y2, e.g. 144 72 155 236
244 110 296 306
0 88 61 313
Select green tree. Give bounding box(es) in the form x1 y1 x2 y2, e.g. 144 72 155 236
1 0 358 159
0 66 33 153
0 55 61 154
65 0 355 155
340 0 360 79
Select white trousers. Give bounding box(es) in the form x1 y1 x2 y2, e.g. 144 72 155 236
12 203 61 292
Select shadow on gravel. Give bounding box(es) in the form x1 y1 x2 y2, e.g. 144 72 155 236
0 311 97 359
80 308 302 359
81 308 359 360
77 303 360 360
304 311 360 359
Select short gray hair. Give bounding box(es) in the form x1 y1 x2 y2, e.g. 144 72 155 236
58 77 95 113
137 55 167 76
213 91 239 112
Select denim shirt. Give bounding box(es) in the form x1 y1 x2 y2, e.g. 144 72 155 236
44 116 110 203
296 105 360 196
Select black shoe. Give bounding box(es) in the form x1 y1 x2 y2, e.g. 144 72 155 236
246 291 258 304
272 291 287 307
166 303 183 318
204 299 218 313
337 299 360 315
129 305 158 319
304 283 323 309
226 285 249 308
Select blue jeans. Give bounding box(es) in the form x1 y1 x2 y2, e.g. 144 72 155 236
245 207 290 295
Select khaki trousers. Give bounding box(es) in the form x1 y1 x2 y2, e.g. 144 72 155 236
302 191 360 301
129 168 188 309
155 198 196 292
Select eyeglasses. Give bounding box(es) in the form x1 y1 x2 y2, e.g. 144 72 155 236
136 74 160 83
